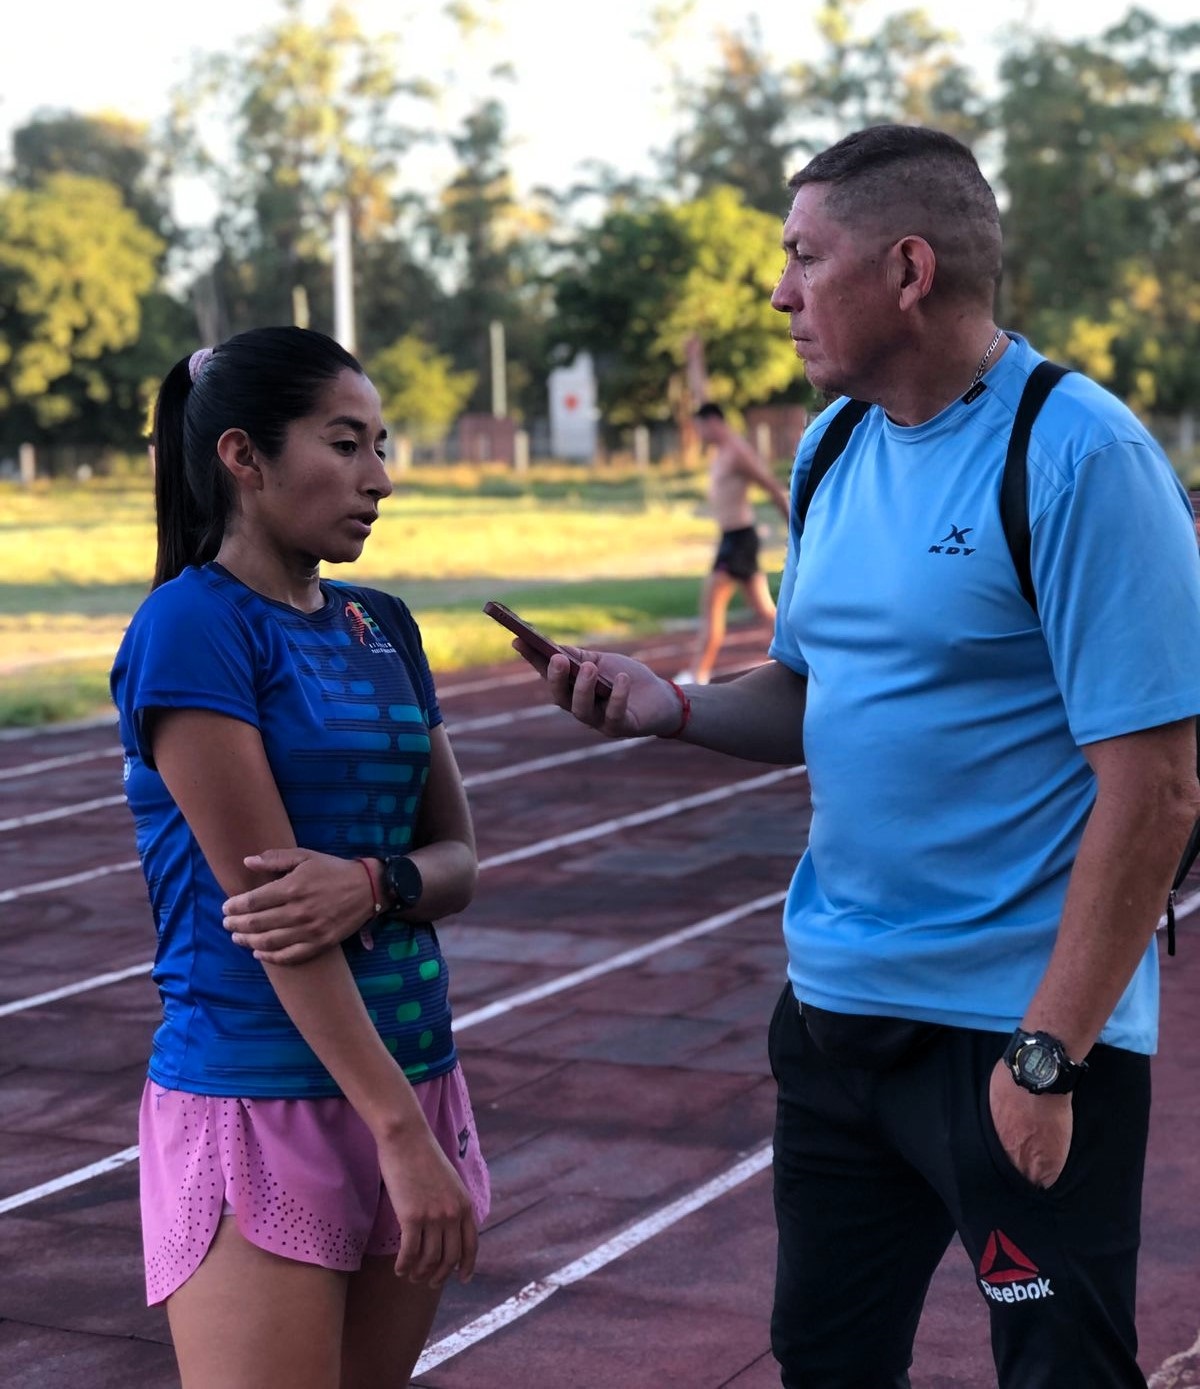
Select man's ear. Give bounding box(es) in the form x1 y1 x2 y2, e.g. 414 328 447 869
215 428 263 490
892 235 937 311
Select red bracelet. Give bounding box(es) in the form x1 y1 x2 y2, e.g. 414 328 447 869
356 857 384 915
662 679 692 739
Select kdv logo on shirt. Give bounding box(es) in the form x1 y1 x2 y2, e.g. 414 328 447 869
928 523 976 557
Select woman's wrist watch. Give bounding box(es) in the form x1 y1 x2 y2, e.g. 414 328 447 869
1002 1028 1087 1094
383 854 423 910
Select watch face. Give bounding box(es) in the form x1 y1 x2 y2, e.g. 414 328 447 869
1017 1042 1060 1089
386 855 422 906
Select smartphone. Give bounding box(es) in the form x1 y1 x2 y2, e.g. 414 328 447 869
483 600 614 700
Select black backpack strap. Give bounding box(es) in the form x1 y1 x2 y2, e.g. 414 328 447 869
793 398 871 537
999 361 1071 614
999 359 1196 955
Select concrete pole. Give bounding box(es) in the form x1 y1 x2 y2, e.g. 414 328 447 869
332 203 356 354
292 285 311 330
489 320 507 418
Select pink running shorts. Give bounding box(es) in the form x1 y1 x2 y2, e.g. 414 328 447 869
139 1064 491 1304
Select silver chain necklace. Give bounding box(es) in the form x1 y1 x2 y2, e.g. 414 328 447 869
971 328 1004 386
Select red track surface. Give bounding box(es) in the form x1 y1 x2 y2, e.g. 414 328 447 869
0 624 1197 1388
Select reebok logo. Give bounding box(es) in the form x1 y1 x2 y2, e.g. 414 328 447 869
928 522 976 557
978 1230 1054 1305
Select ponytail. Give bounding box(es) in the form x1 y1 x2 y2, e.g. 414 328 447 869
151 355 231 588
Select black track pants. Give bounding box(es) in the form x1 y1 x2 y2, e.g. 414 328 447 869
767 986 1150 1389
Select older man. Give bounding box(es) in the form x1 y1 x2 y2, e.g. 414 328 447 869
520 125 1200 1388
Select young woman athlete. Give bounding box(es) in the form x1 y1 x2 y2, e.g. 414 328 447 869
111 326 488 1388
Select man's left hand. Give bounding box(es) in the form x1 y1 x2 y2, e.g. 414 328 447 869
988 1060 1073 1189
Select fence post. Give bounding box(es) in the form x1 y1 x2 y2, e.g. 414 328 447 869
633 425 650 469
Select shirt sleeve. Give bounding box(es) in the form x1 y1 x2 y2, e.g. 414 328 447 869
112 577 260 767
1032 437 1200 745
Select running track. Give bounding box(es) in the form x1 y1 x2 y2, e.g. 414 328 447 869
0 624 1197 1388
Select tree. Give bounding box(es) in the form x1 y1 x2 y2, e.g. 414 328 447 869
791 0 988 148
433 98 552 420
4 112 194 454
553 186 804 430
996 10 1200 411
0 174 163 445
664 23 796 216
368 334 477 444
170 0 437 335
657 2 986 218
12 111 173 240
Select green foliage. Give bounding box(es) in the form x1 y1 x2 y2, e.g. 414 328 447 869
12 111 173 242
554 186 803 424
433 98 553 420
997 11 1200 410
661 1 987 219
794 0 988 145
367 335 477 442
0 175 163 440
172 0 437 332
665 23 796 216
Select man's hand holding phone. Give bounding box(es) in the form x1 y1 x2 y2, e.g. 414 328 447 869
482 600 683 738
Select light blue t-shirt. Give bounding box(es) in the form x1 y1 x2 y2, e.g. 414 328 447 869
770 335 1200 1053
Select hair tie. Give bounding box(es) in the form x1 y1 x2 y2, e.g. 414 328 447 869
188 347 215 384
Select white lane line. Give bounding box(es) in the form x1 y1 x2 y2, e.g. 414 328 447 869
0 748 801 904
10 869 1191 1023
0 794 126 833
478 765 805 871
452 890 786 1032
0 894 784 1211
453 704 557 734
0 716 116 743
0 745 123 782
438 669 547 698
0 962 155 1020
0 742 651 900
0 783 794 1022
1148 1327 1200 1388
464 739 633 788
0 735 620 837
0 704 554 790
413 1143 774 1376
0 1145 142 1217
0 859 143 905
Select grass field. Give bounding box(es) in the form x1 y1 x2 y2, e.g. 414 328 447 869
0 461 788 726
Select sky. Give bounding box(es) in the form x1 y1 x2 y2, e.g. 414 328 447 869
1 0 1195 219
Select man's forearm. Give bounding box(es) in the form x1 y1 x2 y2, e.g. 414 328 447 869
1022 772 1198 1059
676 660 807 764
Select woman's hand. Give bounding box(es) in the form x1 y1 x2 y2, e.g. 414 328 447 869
222 848 376 963
377 1121 479 1287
